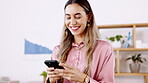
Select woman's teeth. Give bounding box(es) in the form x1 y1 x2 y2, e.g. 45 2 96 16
71 26 79 29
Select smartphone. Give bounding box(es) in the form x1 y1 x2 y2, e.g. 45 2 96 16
44 60 64 69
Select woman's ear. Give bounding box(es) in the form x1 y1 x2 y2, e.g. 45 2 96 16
87 12 92 22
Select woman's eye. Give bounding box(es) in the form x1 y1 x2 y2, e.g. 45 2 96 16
66 16 71 20
75 16 81 19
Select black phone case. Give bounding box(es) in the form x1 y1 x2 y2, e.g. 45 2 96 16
44 60 64 69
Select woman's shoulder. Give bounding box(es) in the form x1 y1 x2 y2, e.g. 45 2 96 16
95 39 113 49
53 45 60 51
96 39 111 46
51 45 60 60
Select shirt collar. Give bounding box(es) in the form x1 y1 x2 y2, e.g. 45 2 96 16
72 42 85 49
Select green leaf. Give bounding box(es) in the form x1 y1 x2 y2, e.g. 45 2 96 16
137 54 141 57
40 71 47 77
109 37 115 42
116 35 123 41
126 57 132 60
126 53 146 64
121 40 125 44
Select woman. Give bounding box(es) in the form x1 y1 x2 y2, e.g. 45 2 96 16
46 0 115 83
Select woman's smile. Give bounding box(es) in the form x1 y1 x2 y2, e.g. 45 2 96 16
70 26 81 31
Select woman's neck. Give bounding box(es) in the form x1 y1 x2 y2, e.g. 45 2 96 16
74 36 84 44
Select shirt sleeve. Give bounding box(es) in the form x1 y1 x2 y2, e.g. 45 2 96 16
89 41 115 83
51 45 60 60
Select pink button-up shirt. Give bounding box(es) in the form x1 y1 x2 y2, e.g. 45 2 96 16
51 39 115 83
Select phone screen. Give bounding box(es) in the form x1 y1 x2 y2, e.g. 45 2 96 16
44 60 64 69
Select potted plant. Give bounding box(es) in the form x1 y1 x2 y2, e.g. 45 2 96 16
106 35 125 48
126 53 146 73
40 71 47 83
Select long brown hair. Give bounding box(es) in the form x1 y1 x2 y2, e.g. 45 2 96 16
57 0 99 76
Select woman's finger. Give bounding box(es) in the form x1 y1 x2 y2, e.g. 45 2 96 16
47 67 54 71
48 71 58 75
59 63 74 69
62 74 74 81
55 69 72 75
47 67 59 75
48 75 60 78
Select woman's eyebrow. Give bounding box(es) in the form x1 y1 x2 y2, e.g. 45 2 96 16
75 13 81 16
65 13 81 16
65 14 70 16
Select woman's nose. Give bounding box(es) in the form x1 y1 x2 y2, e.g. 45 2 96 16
70 18 77 25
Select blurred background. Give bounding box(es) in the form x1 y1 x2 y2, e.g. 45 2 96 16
0 0 148 83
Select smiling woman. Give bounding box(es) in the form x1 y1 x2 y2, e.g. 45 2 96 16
64 3 89 38
45 0 115 83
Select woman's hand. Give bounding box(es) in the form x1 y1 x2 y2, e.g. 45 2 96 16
47 67 62 83
55 63 87 83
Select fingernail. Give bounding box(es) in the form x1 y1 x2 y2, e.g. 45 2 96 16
47 68 54 71
59 63 63 65
54 69 59 72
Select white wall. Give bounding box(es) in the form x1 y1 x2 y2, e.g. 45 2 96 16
0 0 148 83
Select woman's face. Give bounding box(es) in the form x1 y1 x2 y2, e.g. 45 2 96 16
65 3 88 37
